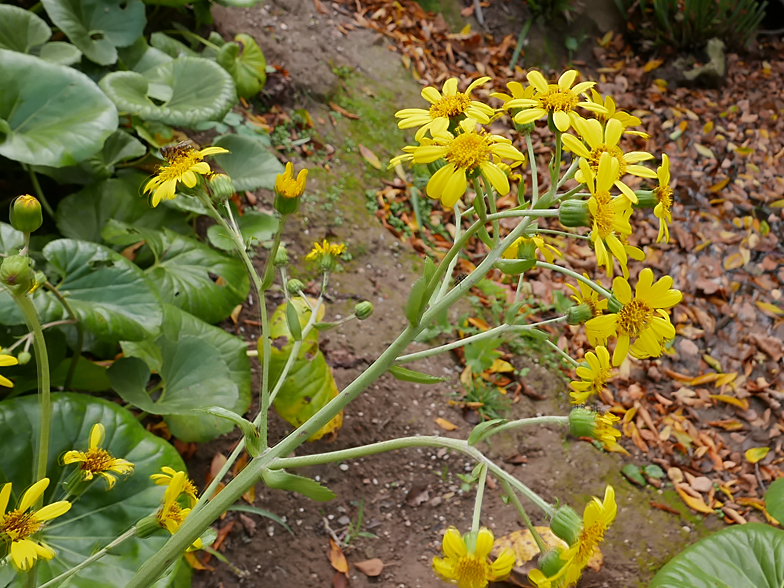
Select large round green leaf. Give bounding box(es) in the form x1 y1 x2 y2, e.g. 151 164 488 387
0 6 51 53
38 41 83 66
0 393 187 588
216 34 266 99
0 50 118 167
649 523 784 588
765 478 784 524
207 210 278 251
212 134 284 192
99 57 237 127
41 0 145 65
120 304 251 441
43 239 162 341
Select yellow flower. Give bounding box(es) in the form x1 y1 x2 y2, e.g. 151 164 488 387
566 276 608 321
406 119 525 208
618 236 646 280
490 81 537 107
63 423 134 490
593 412 622 450
432 527 515 588
143 145 229 207
585 90 649 138
150 466 198 507
570 346 613 404
275 162 308 199
581 154 634 277
503 235 562 264
395 77 494 140
565 118 656 203
155 470 202 551
305 239 346 261
653 154 673 244
561 486 617 585
0 479 71 571
0 349 19 388
505 70 606 132
586 268 682 366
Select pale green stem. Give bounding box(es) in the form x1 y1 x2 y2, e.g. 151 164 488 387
434 205 462 303
44 283 83 390
526 134 539 206
534 228 589 240
483 415 569 441
471 463 488 532
535 261 613 299
549 130 562 201
38 527 137 588
556 158 579 189
543 339 580 367
500 478 549 555
25 166 55 218
512 274 525 306
479 173 500 247
555 186 587 203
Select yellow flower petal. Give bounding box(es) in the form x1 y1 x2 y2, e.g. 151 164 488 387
35 500 71 521
19 479 49 512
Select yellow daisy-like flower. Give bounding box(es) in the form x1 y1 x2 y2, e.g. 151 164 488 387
150 466 199 507
565 118 656 203
505 70 606 133
0 349 19 388
143 145 229 208
490 81 536 107
653 154 673 244
275 162 308 199
406 118 525 208
395 77 494 140
586 268 682 366
0 479 72 571
566 276 608 321
582 154 634 277
63 423 135 490
503 235 562 264
630 333 676 360
155 470 202 551
432 527 515 588
570 346 613 404
585 90 649 138
305 239 346 261
592 412 622 450
618 236 646 280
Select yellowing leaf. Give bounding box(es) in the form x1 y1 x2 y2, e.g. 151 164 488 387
328 538 349 573
709 395 749 410
756 301 784 317
702 354 722 372
358 144 382 170
714 372 737 387
644 58 664 72
703 121 714 134
770 199 784 208
492 527 603 571
691 373 720 386
675 485 716 514
695 144 716 159
488 358 515 373
434 417 458 431
709 177 730 193
745 447 770 464
598 31 614 47
723 253 745 270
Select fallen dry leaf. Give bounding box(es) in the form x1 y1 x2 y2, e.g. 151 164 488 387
329 102 360 120
435 417 458 431
675 484 715 514
328 538 349 574
354 558 385 577
358 144 382 169
745 447 770 464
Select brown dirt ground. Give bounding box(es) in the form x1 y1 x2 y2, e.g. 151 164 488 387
187 1 712 587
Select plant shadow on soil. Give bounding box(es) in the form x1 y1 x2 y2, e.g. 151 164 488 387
187 1 717 586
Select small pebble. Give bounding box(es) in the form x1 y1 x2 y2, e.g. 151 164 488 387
339 464 349 471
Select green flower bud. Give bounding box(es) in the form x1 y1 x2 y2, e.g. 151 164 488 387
569 407 597 438
550 506 583 546
354 301 374 320
274 245 289 267
607 295 623 313
634 190 657 209
558 200 591 228
513 120 536 135
538 547 567 578
17 351 31 365
208 173 235 202
566 303 594 325
63 468 92 499
10 195 43 233
287 278 305 295
427 159 447 175
135 514 163 539
274 191 300 215
0 255 34 294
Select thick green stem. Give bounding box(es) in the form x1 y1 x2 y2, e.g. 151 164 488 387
471 463 488 532
500 479 549 554
535 261 613 299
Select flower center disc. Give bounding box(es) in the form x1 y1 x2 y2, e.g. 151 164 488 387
618 298 654 336
1 510 41 541
576 522 607 562
447 132 491 171
455 555 488 588
654 186 673 210
430 94 472 119
589 145 626 176
81 448 115 474
157 152 202 181
541 89 579 112
592 192 616 238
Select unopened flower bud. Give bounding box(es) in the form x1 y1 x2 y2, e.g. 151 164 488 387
17 351 31 365
566 303 594 325
633 190 657 209
550 506 582 546
274 245 289 267
354 301 374 320
135 514 163 539
208 173 235 202
569 407 622 450
558 200 590 228
10 195 43 233
538 547 567 577
607 295 623 314
513 120 536 135
287 278 305 295
0 255 34 294
274 162 307 215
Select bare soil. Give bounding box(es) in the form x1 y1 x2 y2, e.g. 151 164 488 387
187 2 710 587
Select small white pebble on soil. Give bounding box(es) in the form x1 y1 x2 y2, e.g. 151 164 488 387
339 464 349 471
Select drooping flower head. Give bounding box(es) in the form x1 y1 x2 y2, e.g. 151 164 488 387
403 119 525 208
0 479 71 571
0 349 19 388
505 70 606 133
275 162 308 199
503 235 562 264
581 154 634 277
586 268 682 366
154 470 202 551
63 423 135 490
653 154 673 244
432 527 515 588
566 276 608 322
395 77 494 140
144 144 229 207
585 90 649 138
570 346 613 404
565 118 656 203
150 466 198 507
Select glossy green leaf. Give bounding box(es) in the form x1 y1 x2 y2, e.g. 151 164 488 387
150 32 197 58
43 239 162 341
211 134 284 192
405 276 427 326
55 173 187 242
121 304 251 442
0 393 186 588
261 470 336 502
207 210 278 251
268 299 342 441
100 57 236 127
216 34 266 99
0 50 118 167
119 37 172 73
0 222 24 255
649 523 784 588
765 477 784 524
41 0 145 65
0 6 51 53
38 41 82 65
37 130 146 185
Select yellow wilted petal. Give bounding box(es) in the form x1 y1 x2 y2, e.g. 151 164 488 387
492 527 603 571
714 372 737 387
675 485 715 514
489 359 515 373
643 59 663 72
745 447 770 464
434 418 458 431
710 395 749 410
695 144 715 159
702 355 722 372
756 301 783 317
709 177 729 193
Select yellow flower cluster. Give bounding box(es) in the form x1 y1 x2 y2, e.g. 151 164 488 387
63 423 135 489
151 469 203 551
432 527 515 588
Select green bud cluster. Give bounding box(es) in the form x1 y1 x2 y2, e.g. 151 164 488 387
0 255 34 295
